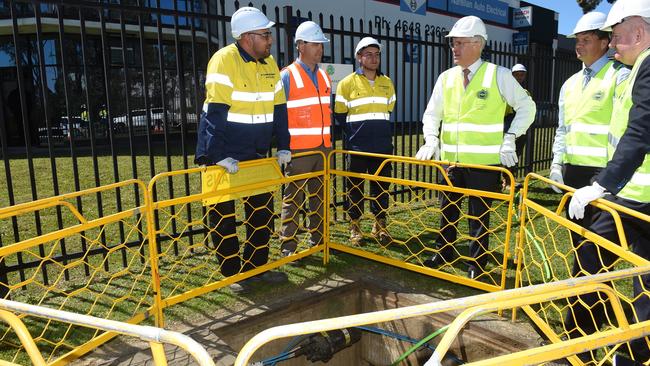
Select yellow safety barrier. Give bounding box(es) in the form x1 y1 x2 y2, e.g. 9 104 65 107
516 173 650 365
2 153 650 365
234 266 650 366
147 151 328 320
0 298 215 366
327 150 517 292
0 180 158 365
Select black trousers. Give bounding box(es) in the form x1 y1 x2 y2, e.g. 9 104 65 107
208 193 274 277
436 167 501 269
565 194 650 362
346 154 392 221
563 164 603 247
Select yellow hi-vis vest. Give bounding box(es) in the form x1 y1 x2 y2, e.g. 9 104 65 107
563 61 618 167
441 62 507 165
607 49 650 203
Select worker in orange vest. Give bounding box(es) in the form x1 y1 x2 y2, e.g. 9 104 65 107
279 21 333 257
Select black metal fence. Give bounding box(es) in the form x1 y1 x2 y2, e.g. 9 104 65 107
0 0 580 248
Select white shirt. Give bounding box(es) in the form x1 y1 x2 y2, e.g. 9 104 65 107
421 58 536 143
551 54 630 166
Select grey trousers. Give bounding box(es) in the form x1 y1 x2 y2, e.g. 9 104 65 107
280 151 327 252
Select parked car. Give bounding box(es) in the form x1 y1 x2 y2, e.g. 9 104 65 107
112 108 166 133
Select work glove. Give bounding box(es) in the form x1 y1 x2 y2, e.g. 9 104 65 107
549 163 564 194
499 133 518 168
568 182 606 220
415 136 440 160
276 150 292 169
216 157 239 174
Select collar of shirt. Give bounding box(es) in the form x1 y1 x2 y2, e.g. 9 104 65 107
464 58 483 80
235 42 268 64
296 59 320 86
583 54 609 75
355 67 384 77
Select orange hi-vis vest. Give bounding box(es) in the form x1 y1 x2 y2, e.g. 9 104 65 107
285 62 332 150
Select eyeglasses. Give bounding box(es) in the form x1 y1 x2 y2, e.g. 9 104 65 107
448 40 479 48
248 31 273 40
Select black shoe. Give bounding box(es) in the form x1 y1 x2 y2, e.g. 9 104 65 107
228 278 255 294
467 266 478 280
257 270 288 284
424 253 448 268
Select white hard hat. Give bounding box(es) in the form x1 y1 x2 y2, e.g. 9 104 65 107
568 12 607 37
446 16 488 41
601 0 650 31
512 64 527 72
355 37 381 55
295 21 329 43
231 7 275 39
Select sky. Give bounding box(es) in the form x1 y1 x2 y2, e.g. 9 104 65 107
523 0 613 36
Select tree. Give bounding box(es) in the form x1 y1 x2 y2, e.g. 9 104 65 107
577 0 617 13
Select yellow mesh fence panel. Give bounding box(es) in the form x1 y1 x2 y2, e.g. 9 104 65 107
327 150 516 291
0 180 155 365
149 152 327 309
516 173 650 365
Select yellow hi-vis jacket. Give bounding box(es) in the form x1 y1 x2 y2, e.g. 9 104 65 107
195 43 289 163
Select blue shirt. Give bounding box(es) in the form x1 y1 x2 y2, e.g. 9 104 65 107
281 59 321 96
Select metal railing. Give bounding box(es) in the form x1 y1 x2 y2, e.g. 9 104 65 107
0 298 215 366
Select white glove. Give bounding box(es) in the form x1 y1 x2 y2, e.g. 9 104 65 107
549 164 564 194
216 157 239 174
499 133 518 168
415 136 440 160
276 150 292 169
568 182 606 220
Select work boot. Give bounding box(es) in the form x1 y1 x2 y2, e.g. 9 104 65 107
371 218 391 246
349 220 363 245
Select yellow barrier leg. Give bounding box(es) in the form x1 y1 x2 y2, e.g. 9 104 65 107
150 341 168 366
0 310 47 366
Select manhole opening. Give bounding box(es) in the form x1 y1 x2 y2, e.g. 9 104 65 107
213 280 543 365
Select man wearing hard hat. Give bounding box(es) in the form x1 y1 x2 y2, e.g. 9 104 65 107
546 12 630 356
549 11 630 241
415 16 535 279
195 7 291 293
566 0 650 363
335 37 396 246
278 21 332 257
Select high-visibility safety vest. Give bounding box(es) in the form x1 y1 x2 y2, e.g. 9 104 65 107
284 62 332 150
334 71 396 153
441 62 507 165
562 61 620 167
607 48 650 203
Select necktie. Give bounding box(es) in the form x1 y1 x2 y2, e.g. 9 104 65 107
583 67 592 89
463 68 470 88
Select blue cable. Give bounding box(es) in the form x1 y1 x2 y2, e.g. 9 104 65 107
355 325 437 351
